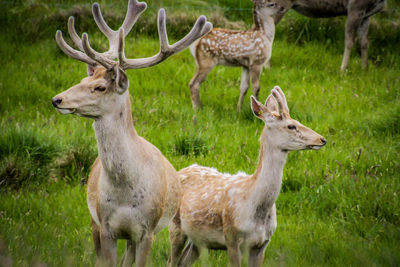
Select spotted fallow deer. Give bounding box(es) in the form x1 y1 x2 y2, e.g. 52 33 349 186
189 0 285 111
51 1 211 266
168 86 326 267
273 0 386 70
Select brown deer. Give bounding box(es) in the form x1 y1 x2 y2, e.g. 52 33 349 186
273 0 386 70
51 1 211 266
189 0 285 111
168 86 326 267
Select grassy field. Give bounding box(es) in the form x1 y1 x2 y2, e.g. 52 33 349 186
1 0 400 266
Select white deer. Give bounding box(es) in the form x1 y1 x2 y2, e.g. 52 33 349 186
168 86 326 267
189 0 285 111
51 1 211 266
273 0 386 71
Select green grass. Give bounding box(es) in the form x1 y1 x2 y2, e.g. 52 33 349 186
1 1 400 266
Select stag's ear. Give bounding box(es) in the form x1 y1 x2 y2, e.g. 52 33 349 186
109 64 129 94
87 65 96 76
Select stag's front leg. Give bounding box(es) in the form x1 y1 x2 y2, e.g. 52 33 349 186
226 235 242 267
135 232 154 267
97 228 117 267
358 17 370 69
237 67 250 112
248 240 270 267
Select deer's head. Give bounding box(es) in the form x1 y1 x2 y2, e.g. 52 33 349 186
251 86 326 151
252 0 286 16
52 0 212 119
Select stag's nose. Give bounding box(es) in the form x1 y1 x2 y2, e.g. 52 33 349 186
52 97 62 107
279 6 285 12
320 138 327 145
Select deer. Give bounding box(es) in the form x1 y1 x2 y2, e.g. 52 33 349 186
51 0 212 266
272 0 386 71
168 86 326 267
188 0 285 111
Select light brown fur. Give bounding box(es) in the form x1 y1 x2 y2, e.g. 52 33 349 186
52 1 211 266
168 87 326 267
189 0 285 111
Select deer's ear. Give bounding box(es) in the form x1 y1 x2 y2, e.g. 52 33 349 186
87 65 95 76
109 64 129 94
251 96 266 120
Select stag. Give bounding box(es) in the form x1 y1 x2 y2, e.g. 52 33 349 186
52 1 211 266
273 0 386 70
168 87 326 267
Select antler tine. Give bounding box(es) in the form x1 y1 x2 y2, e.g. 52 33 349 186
92 3 115 40
170 15 212 51
67 17 84 51
92 0 147 57
274 86 290 113
121 0 147 37
271 87 290 118
120 9 212 70
56 30 97 66
82 33 115 69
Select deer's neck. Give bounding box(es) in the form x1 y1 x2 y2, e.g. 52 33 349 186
253 9 275 41
93 92 139 181
249 128 287 209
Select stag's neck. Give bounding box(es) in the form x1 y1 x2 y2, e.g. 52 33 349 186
249 128 287 208
93 92 139 181
253 9 275 42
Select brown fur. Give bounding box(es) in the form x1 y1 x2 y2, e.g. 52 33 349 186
189 0 284 111
168 87 326 267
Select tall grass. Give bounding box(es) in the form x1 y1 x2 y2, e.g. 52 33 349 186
0 0 399 266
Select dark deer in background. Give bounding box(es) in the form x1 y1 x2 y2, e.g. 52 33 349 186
273 0 386 70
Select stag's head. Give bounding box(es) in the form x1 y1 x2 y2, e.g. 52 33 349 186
52 0 212 119
252 0 286 16
251 86 326 151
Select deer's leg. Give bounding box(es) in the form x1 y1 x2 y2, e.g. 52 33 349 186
97 228 117 267
248 240 270 267
120 240 136 267
237 67 250 112
189 60 214 109
358 17 370 69
135 232 154 267
226 234 242 267
250 65 262 100
91 220 101 258
168 213 187 267
341 10 363 71
177 241 200 267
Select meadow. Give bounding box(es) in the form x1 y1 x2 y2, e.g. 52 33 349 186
0 0 399 266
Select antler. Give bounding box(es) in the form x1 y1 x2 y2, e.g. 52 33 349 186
56 0 147 68
56 0 212 70
118 9 212 69
271 86 290 118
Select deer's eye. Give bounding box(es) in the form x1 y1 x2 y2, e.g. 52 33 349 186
288 125 296 130
94 86 106 92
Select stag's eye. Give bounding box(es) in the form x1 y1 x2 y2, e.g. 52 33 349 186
288 125 296 130
94 86 106 92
